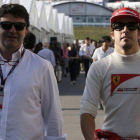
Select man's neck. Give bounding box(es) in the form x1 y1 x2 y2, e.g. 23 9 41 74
0 48 19 61
115 45 139 55
86 43 90 46
102 46 108 52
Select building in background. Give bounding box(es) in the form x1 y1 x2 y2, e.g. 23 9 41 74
53 1 113 27
36 0 140 27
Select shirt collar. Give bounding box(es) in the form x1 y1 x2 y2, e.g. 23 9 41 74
112 50 140 63
0 45 24 61
101 46 110 52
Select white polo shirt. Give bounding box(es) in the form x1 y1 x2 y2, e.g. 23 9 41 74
92 47 114 60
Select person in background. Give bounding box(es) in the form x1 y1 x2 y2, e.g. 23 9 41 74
110 41 115 48
55 39 61 49
50 42 62 65
97 40 102 48
0 4 65 140
80 40 85 72
23 32 36 51
75 40 80 76
75 40 80 53
50 42 63 82
79 37 95 77
38 42 56 69
33 42 43 54
81 40 85 45
92 36 114 110
80 7 140 140
68 44 79 85
91 39 98 57
92 40 98 49
61 42 69 77
92 36 114 62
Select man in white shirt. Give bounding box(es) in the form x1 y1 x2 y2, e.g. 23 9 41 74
38 42 56 69
92 36 114 110
79 37 95 77
92 36 114 62
0 4 64 140
80 7 140 140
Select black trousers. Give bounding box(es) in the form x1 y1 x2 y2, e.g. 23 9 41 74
69 61 77 81
83 59 90 77
76 59 80 76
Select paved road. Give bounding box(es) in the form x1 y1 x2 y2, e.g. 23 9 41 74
58 72 104 140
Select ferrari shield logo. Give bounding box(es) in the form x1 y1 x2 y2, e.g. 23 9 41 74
113 76 120 85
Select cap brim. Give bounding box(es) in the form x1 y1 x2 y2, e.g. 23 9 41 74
111 15 140 25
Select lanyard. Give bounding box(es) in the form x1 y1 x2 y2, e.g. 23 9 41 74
0 49 25 91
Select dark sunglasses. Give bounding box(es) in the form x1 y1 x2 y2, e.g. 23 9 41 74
0 22 27 31
112 22 139 31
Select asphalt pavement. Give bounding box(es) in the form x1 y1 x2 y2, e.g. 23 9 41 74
58 72 104 140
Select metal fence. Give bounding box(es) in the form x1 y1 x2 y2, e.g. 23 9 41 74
73 22 110 27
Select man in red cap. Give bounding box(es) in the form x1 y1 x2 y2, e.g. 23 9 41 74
80 7 140 140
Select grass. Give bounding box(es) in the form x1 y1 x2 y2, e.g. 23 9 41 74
74 26 111 42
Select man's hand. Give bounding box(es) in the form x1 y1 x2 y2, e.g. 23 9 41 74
80 113 95 140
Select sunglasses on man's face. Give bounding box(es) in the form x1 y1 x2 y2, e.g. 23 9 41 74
0 22 27 31
112 22 139 31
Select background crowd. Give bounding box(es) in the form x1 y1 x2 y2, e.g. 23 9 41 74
23 32 114 86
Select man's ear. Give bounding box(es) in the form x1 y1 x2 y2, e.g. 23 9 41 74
25 28 29 36
138 30 140 40
110 31 115 41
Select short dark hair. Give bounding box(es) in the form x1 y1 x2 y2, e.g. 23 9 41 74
24 32 36 50
85 37 90 40
0 4 30 27
92 40 97 47
101 36 111 43
33 42 43 54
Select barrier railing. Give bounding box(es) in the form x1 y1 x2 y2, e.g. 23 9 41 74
73 22 110 27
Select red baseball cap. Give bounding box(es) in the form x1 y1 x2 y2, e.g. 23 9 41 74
110 7 140 25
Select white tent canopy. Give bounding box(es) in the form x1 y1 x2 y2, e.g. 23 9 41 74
0 0 74 44
45 4 55 33
4 0 19 4
36 1 50 43
20 0 41 42
58 13 65 35
0 0 3 6
69 17 74 37
64 16 69 36
36 1 49 32
67 17 74 44
52 9 60 34
20 0 39 30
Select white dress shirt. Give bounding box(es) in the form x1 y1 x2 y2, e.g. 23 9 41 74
0 47 64 140
38 48 56 67
79 44 95 58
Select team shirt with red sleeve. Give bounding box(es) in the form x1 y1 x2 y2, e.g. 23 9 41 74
80 50 140 138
